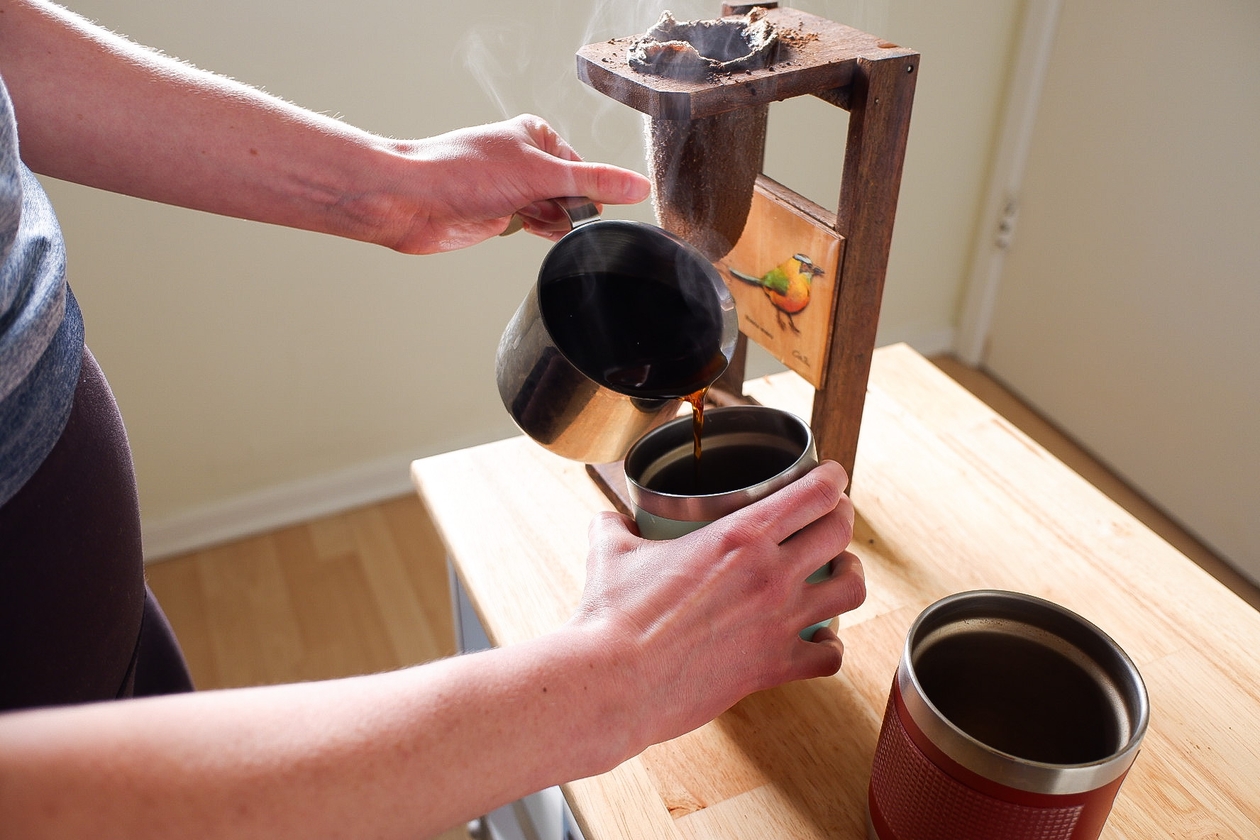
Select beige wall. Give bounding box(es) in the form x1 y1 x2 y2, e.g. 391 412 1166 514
983 0 1260 578
40 0 1021 554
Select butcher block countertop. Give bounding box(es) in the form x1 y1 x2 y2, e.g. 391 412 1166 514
411 343 1260 839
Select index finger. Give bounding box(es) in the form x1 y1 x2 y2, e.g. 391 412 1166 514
730 460 850 544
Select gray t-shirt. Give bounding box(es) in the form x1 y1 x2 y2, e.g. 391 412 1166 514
0 71 84 505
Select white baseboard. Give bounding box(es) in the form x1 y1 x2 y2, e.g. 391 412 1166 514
141 452 421 562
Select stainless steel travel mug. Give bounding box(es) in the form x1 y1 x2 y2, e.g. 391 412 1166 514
624 405 833 639
868 590 1149 840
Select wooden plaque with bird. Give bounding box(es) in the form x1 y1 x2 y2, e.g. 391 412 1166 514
717 175 845 388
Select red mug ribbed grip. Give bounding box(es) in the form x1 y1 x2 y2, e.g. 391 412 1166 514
868 694 1083 840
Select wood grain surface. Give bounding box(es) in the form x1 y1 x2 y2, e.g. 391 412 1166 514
411 344 1260 839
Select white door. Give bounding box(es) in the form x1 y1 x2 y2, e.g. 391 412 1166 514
983 0 1260 580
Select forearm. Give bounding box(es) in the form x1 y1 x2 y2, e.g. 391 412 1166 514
0 1 652 253
0 465 865 839
0 0 411 246
0 626 638 840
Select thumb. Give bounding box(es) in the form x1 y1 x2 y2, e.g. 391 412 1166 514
566 160 651 207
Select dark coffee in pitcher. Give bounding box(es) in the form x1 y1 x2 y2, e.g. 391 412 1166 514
540 271 728 399
542 269 728 473
498 207 737 465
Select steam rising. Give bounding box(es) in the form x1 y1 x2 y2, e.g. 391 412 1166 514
450 0 890 234
452 2 719 199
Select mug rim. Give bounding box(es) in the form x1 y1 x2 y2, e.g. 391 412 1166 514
625 405 816 521
898 589 1150 795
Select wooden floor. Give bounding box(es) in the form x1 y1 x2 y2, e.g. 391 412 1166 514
144 354 1258 837
145 494 472 840
148 495 457 690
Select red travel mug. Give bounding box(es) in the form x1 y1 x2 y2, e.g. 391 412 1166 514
868 590 1148 840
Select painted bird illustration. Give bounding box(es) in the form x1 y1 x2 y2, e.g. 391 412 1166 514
729 253 824 334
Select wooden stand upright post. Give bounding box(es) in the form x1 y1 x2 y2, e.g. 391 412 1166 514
812 44 917 477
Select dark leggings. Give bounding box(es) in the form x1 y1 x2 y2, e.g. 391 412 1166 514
0 346 192 712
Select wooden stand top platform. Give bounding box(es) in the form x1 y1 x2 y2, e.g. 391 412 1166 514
576 6 917 120
411 344 1260 839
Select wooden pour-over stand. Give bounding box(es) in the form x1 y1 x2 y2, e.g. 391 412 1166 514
581 4 917 510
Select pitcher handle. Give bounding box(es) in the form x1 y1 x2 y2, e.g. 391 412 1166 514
553 196 601 228
499 197 601 237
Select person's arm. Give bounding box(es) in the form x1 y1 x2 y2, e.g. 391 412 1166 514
0 0 649 253
0 462 864 840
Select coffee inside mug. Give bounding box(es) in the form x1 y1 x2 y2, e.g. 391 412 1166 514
625 405 815 523
538 220 732 399
913 618 1129 765
639 435 799 497
902 590 1147 784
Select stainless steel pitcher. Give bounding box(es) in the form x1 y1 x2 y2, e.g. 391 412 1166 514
496 198 738 464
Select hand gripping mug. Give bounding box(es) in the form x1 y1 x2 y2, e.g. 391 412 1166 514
623 405 835 640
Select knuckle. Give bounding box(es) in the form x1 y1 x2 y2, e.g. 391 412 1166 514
845 572 868 609
835 559 867 609
801 470 841 514
709 517 763 559
831 506 855 550
516 113 544 131
587 511 632 548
